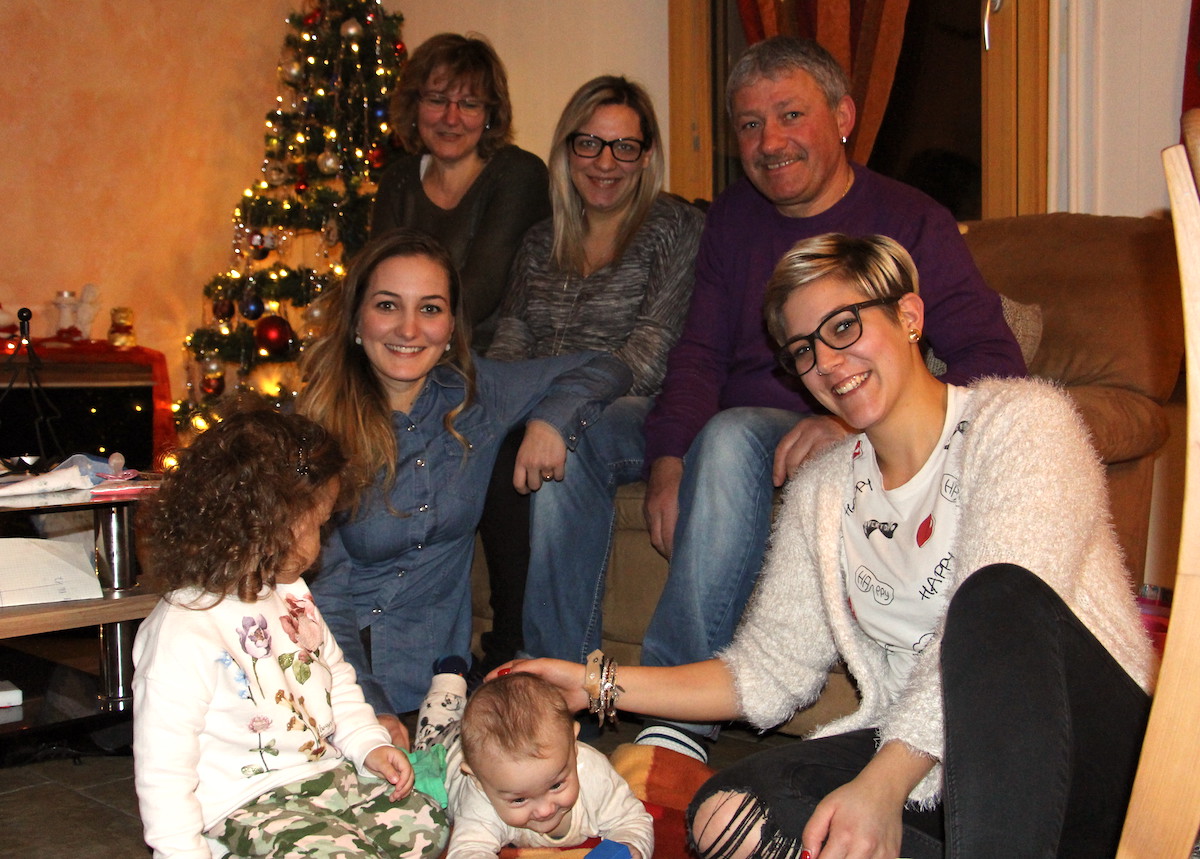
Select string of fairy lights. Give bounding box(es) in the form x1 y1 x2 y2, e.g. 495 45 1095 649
175 0 405 435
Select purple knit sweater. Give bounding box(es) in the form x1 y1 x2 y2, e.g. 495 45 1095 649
643 164 1027 464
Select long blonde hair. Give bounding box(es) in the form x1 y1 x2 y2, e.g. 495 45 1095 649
548 75 665 274
297 229 475 512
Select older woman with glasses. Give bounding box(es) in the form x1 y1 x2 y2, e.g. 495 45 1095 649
479 75 703 673
372 32 549 350
508 233 1156 858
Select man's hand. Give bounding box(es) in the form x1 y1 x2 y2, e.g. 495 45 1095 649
514 419 569 494
643 456 684 559
772 416 852 487
377 713 410 750
364 745 416 801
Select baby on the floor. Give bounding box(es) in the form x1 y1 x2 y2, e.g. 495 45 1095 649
415 670 653 859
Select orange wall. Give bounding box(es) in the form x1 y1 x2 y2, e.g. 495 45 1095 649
0 0 297 398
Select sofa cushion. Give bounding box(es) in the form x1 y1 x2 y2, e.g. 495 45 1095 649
960 213 1182 403
1067 384 1171 464
927 292 1043 376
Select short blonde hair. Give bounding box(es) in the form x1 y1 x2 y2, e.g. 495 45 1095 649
763 233 918 347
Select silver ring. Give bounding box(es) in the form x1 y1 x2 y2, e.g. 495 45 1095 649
543 472 553 479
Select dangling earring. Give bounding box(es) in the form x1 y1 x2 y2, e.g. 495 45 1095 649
355 334 363 345
908 329 921 342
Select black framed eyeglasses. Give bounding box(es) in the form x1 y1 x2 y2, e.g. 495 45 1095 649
776 297 900 376
419 92 487 118
567 132 647 162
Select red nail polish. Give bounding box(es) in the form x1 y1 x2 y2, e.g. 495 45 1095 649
799 851 813 859
497 667 512 676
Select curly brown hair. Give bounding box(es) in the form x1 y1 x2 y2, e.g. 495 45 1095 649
139 409 347 602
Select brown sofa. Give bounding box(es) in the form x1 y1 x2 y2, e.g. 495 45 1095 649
471 212 1183 733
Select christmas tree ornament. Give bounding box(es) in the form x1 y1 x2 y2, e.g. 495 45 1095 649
317 149 341 175
263 158 289 186
340 18 363 40
254 315 294 356
239 291 265 321
211 298 235 321
200 375 226 397
279 59 304 85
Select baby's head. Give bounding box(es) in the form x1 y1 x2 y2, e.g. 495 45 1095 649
460 673 581 834
141 408 346 601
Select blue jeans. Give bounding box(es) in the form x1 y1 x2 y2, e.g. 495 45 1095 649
641 407 799 665
523 396 654 662
641 407 799 740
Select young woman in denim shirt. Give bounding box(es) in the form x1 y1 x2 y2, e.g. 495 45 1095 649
298 228 630 747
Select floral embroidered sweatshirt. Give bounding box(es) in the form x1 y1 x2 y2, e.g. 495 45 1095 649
133 581 393 858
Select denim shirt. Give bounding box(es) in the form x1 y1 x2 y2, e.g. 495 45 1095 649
309 352 632 713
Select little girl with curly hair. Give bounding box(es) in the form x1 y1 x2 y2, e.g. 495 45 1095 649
132 409 447 858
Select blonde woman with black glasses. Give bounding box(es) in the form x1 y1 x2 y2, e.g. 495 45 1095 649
480 75 703 675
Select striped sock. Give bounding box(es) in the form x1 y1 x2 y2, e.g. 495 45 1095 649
634 724 709 764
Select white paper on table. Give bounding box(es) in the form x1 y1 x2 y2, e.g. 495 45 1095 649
0 537 102 607
0 466 93 498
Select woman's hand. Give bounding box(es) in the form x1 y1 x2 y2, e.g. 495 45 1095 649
377 713 411 750
487 657 589 712
514 419 569 494
800 776 904 859
772 416 852 487
801 741 934 859
364 744 416 801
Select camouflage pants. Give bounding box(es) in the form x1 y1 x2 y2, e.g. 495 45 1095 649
211 761 448 858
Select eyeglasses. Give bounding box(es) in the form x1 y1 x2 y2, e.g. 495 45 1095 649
776 297 899 376
567 132 647 163
419 92 487 118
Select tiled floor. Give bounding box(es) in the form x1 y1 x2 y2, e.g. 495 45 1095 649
0 631 796 858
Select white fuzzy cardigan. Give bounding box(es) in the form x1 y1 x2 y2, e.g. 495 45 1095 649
719 378 1158 807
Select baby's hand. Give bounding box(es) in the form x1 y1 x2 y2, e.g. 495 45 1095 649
584 840 633 859
365 745 415 801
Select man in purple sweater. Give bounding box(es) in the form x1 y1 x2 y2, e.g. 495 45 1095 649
630 36 1026 760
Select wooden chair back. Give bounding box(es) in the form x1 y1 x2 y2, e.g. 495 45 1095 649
1116 108 1200 857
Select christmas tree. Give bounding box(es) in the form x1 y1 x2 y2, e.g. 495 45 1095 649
175 0 405 434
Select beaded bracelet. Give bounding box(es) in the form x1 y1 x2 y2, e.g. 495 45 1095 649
583 648 622 727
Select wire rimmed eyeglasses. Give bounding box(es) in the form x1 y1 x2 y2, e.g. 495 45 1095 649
567 133 647 162
419 92 487 117
776 297 900 376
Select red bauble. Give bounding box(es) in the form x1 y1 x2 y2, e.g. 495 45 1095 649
211 298 234 321
201 375 226 397
367 147 385 169
254 315 294 356
303 9 324 27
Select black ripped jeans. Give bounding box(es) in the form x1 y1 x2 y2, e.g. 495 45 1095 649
688 564 1151 858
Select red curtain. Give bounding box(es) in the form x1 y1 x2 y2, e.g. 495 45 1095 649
1184 0 1200 119
736 0 910 163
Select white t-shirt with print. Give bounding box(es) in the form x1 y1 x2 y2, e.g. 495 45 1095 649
842 384 971 698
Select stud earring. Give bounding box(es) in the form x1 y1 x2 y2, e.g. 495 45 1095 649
908 329 921 342
444 343 451 352
355 334 362 345
841 136 848 145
